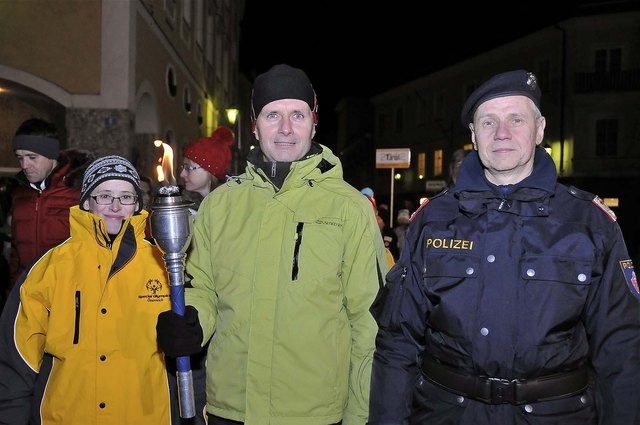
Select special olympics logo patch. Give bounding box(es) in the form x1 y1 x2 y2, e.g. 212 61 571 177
146 279 163 295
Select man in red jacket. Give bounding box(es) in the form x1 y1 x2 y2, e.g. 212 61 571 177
9 118 92 288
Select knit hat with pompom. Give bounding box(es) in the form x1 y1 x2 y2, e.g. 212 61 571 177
183 126 235 181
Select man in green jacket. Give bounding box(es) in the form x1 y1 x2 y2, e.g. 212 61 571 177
157 64 389 425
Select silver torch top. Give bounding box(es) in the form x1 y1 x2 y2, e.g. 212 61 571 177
149 185 194 256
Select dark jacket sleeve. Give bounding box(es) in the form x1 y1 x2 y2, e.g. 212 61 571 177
368 217 429 425
583 222 640 425
0 277 38 425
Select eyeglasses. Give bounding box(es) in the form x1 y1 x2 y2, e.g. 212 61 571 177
90 194 138 205
181 164 202 173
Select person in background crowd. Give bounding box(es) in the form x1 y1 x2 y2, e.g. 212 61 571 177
9 118 93 288
156 63 389 425
139 174 154 211
393 208 410 255
378 208 399 261
180 126 235 213
361 187 399 262
447 148 470 188
360 186 374 199
376 201 391 227
368 70 640 424
0 155 177 424
137 174 155 238
363 191 395 269
0 176 17 312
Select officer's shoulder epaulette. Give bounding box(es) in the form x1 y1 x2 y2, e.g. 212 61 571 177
565 185 594 201
410 198 429 222
408 188 449 222
430 187 450 200
566 185 617 222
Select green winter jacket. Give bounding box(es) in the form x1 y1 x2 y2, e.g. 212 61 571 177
185 143 388 425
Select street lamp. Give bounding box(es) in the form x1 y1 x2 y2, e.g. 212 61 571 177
225 108 241 174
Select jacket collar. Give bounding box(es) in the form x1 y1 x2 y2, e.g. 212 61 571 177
70 206 147 277
246 142 338 191
453 147 557 217
454 146 557 195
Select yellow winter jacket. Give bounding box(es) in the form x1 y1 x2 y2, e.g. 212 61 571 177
0 206 174 424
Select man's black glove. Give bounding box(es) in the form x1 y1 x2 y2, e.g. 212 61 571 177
156 305 204 357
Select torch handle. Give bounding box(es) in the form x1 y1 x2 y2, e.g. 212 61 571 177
165 254 196 419
149 189 197 419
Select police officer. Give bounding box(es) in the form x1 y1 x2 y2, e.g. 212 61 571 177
368 70 640 425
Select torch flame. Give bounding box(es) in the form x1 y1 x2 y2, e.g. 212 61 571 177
154 139 176 185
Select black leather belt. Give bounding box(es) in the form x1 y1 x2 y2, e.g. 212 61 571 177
421 354 589 405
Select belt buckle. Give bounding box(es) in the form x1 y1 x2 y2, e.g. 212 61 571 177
487 377 519 404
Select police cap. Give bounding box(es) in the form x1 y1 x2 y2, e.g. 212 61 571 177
460 70 541 127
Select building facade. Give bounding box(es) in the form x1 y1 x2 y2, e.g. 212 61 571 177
0 0 246 181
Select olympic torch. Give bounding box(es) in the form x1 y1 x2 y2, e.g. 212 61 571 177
150 185 195 418
150 140 195 418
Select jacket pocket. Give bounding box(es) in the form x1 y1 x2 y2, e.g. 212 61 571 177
520 256 592 286
73 291 81 344
423 253 480 280
289 217 343 282
291 222 304 281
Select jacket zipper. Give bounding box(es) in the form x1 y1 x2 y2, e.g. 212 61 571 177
73 291 81 344
291 222 304 281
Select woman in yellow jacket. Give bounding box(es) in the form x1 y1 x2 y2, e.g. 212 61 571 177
0 155 175 424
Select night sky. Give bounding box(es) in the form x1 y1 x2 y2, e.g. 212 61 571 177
239 1 614 142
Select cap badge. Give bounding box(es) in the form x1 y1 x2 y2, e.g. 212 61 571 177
526 72 538 91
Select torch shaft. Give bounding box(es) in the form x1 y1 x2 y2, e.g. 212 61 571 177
150 187 196 419
164 253 196 418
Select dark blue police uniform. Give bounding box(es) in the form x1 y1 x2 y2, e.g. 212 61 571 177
368 147 640 425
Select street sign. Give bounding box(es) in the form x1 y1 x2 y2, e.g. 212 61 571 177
425 180 446 191
376 148 411 169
